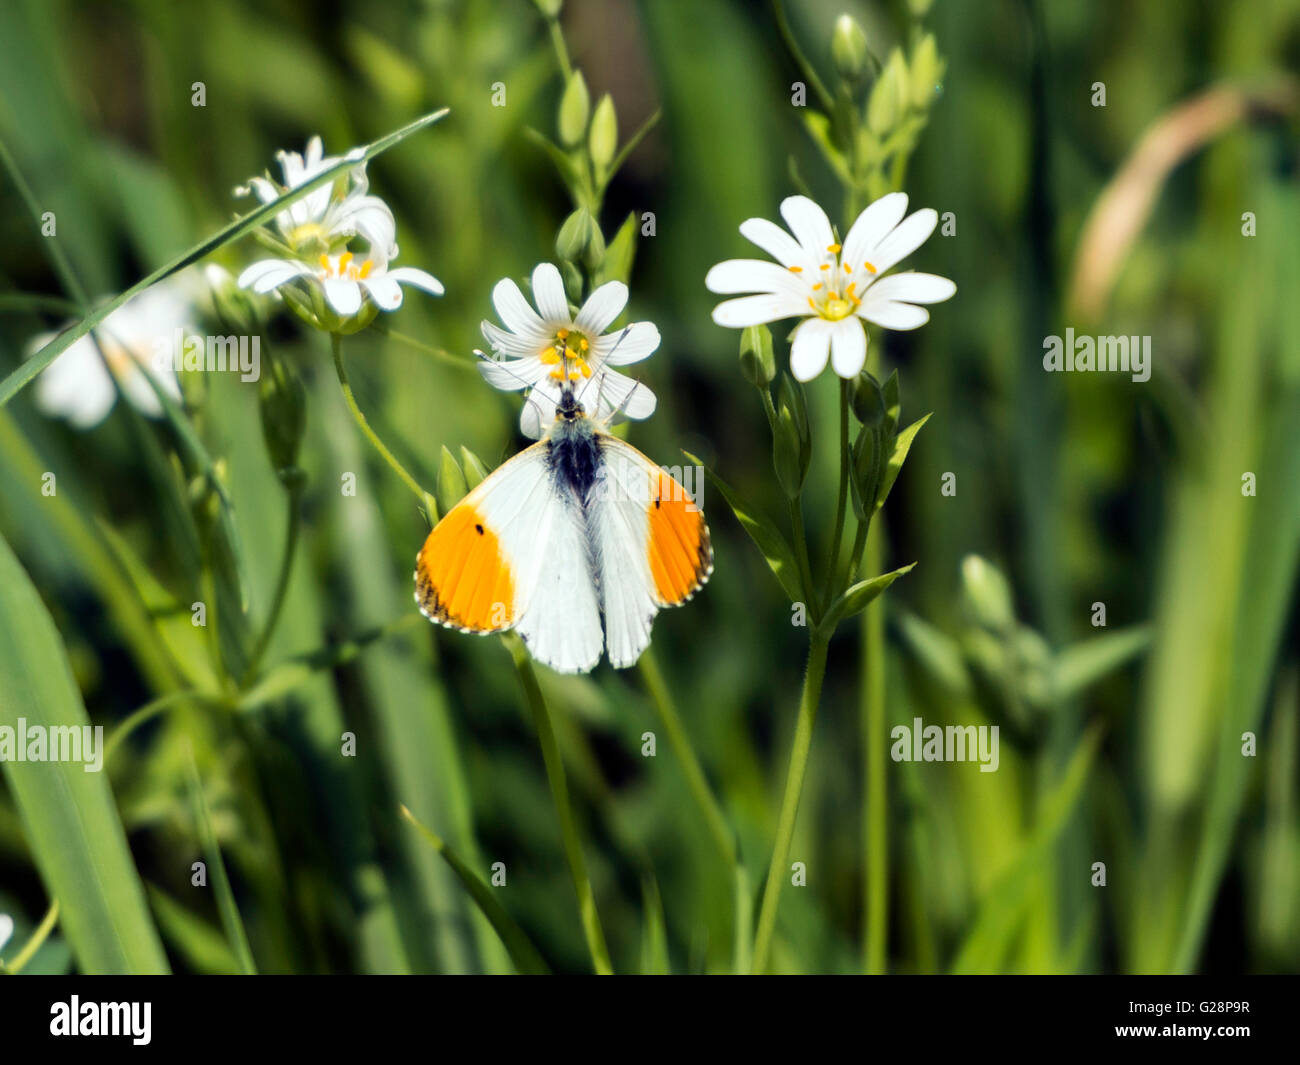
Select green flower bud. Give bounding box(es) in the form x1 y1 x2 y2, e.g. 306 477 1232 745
849 424 880 520
533 0 563 16
460 447 489 491
773 404 805 498
437 445 468 516
851 371 886 425
258 349 307 478
558 71 590 147
556 207 595 263
867 48 907 135
589 94 618 173
960 555 1016 632
908 33 944 111
561 260 584 304
831 14 870 83
739 324 776 386
583 220 606 271
907 0 934 18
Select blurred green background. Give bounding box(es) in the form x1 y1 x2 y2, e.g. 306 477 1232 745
0 0 1298 974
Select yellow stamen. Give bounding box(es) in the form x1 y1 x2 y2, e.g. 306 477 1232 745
827 243 841 253
319 253 331 273
788 265 803 273
843 263 852 273
863 261 878 274
540 347 560 364
580 362 592 378
819 263 830 271
556 327 569 339
339 251 354 274
358 259 374 279
812 283 824 291
579 337 589 351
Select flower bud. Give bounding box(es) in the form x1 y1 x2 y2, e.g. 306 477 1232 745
739 324 776 386
556 207 596 264
908 33 944 111
851 371 886 426
589 94 618 173
460 447 489 491
960 554 1015 632
773 404 805 499
533 0 563 16
867 48 907 135
258 348 306 479
437 445 468 516
558 71 590 147
831 14 870 83
849 425 880 520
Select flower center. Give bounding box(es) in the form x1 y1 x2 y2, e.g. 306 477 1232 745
290 222 330 249
540 327 593 382
797 244 879 322
318 252 374 281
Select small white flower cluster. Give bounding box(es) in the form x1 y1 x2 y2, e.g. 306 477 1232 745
236 137 443 332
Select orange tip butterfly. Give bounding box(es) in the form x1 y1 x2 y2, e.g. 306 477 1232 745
414 365 712 674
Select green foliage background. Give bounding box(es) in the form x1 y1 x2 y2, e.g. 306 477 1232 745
0 0 1297 974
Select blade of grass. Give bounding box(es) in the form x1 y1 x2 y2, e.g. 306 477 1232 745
0 529 169 973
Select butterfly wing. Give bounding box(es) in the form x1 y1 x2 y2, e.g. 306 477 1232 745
415 440 604 674
591 434 712 668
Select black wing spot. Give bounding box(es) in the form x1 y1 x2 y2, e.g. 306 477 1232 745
475 523 484 534
654 498 661 508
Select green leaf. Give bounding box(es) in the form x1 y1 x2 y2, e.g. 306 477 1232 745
401 806 549 975
639 877 670 975
0 107 450 409
684 451 802 602
819 562 916 636
1052 625 1151 701
876 412 930 512
0 530 169 973
596 212 638 287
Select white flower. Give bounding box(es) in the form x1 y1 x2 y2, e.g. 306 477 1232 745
237 136 396 261
477 263 660 438
705 193 956 381
237 251 444 323
27 275 197 429
0 913 12 954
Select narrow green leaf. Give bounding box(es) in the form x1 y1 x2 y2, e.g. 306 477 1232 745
0 530 169 974
875 412 930 513
684 451 802 602
400 805 550 975
639 877 671 975
820 562 916 636
0 107 449 409
1052 625 1151 701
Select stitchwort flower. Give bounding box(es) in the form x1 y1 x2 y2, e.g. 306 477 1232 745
706 193 955 381
478 262 660 438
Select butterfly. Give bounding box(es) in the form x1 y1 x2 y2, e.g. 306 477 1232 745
414 355 712 674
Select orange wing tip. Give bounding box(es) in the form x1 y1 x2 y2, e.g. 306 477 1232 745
412 513 517 634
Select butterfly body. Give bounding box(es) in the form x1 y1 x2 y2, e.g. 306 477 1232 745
415 387 711 673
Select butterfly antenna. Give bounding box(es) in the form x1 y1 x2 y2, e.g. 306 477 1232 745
575 325 632 410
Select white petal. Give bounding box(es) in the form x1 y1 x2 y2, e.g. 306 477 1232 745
705 259 807 297
323 279 363 316
711 293 806 328
589 367 656 422
35 336 115 427
521 384 560 439
386 266 445 296
362 276 403 310
864 271 956 304
335 195 397 258
829 319 867 378
789 318 834 381
857 299 930 330
779 196 836 258
531 262 570 324
119 364 170 417
841 192 909 273
482 320 542 358
869 208 939 275
594 321 659 366
739 217 808 267
238 259 312 293
492 277 549 338
243 176 281 205
479 355 547 390
575 280 628 336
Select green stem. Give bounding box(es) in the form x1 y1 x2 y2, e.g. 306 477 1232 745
789 499 817 617
104 690 228 766
771 0 835 110
751 632 830 973
239 483 303 688
822 380 851 609
331 332 435 511
547 16 574 79
506 635 613 975
2 900 59 974
862 513 888 974
639 649 736 868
